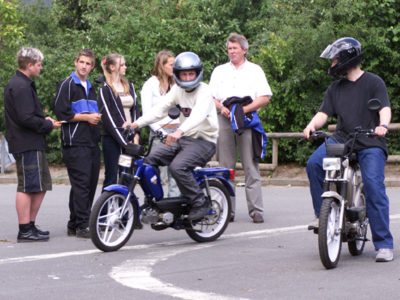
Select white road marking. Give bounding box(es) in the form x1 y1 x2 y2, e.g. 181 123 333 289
2 215 400 299
0 224 308 265
2 214 400 266
110 244 243 300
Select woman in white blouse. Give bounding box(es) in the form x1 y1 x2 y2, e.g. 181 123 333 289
98 53 140 190
140 50 180 197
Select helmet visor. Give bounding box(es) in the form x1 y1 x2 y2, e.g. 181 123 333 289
320 43 341 59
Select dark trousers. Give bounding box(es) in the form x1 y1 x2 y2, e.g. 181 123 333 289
144 137 215 206
101 135 122 190
62 146 100 229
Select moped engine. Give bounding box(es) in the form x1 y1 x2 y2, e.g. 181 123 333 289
141 207 174 226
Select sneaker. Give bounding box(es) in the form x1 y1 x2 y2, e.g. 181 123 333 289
252 212 264 223
308 217 319 229
76 227 90 239
17 229 49 243
67 227 76 236
188 202 210 221
376 248 394 262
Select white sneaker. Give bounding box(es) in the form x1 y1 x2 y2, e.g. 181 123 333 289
376 248 394 262
308 217 319 228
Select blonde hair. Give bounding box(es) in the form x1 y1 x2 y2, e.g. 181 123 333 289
152 50 175 94
17 47 44 70
102 53 130 96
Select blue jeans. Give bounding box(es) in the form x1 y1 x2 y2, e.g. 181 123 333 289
306 140 393 250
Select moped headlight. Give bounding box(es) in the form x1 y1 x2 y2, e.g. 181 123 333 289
322 157 341 171
118 154 133 168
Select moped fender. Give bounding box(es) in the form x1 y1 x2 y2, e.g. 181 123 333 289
321 191 344 202
104 184 129 197
197 176 235 197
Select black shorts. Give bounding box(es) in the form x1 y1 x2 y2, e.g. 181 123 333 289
14 150 52 193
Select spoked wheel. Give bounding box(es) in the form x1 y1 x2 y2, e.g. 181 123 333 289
348 189 368 256
318 197 343 269
186 180 231 243
89 191 137 252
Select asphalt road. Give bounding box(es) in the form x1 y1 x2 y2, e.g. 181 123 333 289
1 184 400 300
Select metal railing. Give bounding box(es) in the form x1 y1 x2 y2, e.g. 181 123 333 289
209 123 400 171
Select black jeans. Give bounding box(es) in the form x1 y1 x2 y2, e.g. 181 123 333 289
101 135 122 190
144 137 216 206
63 146 100 229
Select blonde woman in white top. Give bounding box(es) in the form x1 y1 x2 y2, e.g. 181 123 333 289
141 50 180 197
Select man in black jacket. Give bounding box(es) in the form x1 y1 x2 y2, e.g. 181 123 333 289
4 47 60 242
54 48 101 238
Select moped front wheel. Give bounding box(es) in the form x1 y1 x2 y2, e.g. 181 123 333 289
186 180 231 243
89 191 137 252
318 197 343 269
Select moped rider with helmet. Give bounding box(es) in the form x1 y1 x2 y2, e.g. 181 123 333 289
131 52 219 221
303 37 394 262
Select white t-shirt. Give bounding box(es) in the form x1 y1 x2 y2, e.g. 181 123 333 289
140 76 180 132
209 60 273 103
80 80 88 95
136 82 218 144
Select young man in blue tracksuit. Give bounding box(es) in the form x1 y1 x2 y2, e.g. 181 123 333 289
54 49 101 238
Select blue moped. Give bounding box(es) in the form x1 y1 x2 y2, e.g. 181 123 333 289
89 108 234 252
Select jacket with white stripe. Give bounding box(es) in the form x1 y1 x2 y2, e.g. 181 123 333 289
54 72 100 147
97 76 140 147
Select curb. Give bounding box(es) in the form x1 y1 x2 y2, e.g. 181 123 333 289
1 174 399 187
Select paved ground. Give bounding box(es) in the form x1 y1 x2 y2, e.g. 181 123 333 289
1 185 400 300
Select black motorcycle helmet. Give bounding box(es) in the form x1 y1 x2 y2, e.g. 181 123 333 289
320 37 363 78
173 52 203 91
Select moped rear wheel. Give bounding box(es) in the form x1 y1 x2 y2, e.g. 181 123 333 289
348 191 368 256
186 180 231 243
318 197 343 269
89 191 137 252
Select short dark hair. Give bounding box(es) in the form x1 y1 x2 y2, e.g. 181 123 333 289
75 48 95 65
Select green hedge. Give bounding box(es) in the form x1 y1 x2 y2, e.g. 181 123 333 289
1 0 400 164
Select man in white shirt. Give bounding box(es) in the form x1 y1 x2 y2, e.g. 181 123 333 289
209 33 272 223
132 52 218 221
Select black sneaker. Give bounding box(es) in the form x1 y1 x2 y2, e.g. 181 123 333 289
188 202 210 221
67 227 76 236
17 229 49 243
76 227 90 239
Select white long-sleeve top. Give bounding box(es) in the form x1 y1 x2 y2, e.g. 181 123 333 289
140 76 180 132
136 82 218 144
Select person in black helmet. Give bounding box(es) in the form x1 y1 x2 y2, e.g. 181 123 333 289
303 37 394 262
131 52 218 221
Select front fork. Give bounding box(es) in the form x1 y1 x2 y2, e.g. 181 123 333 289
119 175 139 219
322 180 347 235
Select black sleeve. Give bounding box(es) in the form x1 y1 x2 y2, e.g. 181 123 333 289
98 86 127 147
319 84 336 117
10 85 53 134
54 78 76 122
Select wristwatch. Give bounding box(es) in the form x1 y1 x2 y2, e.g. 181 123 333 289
380 124 388 129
